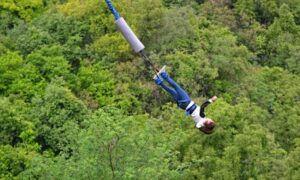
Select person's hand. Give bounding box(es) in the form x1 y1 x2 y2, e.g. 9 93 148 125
210 96 218 102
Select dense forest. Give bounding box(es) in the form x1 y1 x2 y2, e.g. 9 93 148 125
0 0 299 179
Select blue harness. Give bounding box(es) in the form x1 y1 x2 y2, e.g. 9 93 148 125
177 99 197 116
185 103 197 116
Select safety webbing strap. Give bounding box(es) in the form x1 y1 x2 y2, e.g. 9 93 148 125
139 51 159 74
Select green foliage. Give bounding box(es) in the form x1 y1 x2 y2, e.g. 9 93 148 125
32 12 91 65
78 62 116 107
32 79 89 154
198 20 252 82
137 0 166 47
200 0 237 30
8 63 46 100
0 51 46 99
0 43 8 55
0 51 23 94
0 98 28 145
0 145 30 178
0 0 43 21
214 125 287 179
0 9 23 36
258 4 300 73
89 33 132 62
26 45 81 92
0 0 299 179
20 109 182 179
234 0 278 25
149 7 198 53
234 67 300 150
163 0 196 7
287 139 300 179
285 0 300 24
27 46 71 80
14 26 55 56
57 0 100 18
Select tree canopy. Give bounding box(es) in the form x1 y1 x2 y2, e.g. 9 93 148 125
0 0 299 179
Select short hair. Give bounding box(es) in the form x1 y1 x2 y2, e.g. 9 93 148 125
199 120 215 134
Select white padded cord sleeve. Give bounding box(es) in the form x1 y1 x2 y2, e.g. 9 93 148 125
115 18 145 53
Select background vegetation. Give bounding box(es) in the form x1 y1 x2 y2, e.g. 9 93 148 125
0 0 299 179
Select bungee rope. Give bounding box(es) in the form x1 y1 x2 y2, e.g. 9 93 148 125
104 0 159 74
105 0 120 20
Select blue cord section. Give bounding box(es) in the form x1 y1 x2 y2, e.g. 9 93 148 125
105 0 120 20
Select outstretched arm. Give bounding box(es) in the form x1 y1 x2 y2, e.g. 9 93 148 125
200 96 217 118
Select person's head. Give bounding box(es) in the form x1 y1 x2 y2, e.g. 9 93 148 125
199 118 215 134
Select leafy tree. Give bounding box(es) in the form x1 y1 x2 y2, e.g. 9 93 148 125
137 0 166 48
113 59 156 114
0 145 33 178
20 109 182 179
0 98 28 145
78 62 116 107
0 9 23 36
27 46 70 80
0 0 299 178
213 125 287 179
257 4 300 73
0 0 43 21
197 19 252 82
31 12 91 68
0 51 23 94
57 0 100 18
12 26 55 56
149 7 198 53
200 0 237 30
277 0 300 25
234 0 278 25
0 43 8 55
287 138 300 179
7 63 46 100
32 79 89 154
234 67 300 150
27 45 79 90
0 51 45 99
89 33 132 63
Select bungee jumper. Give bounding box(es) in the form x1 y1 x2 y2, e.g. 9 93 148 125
154 66 217 134
105 0 217 134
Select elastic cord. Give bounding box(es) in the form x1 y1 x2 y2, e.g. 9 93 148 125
105 0 120 20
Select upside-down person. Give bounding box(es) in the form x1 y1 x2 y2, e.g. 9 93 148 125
154 66 217 134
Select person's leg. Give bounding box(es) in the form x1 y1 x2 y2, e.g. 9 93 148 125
160 82 178 100
162 74 190 101
154 75 178 100
160 72 191 109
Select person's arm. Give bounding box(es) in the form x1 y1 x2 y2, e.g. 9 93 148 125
200 96 217 118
